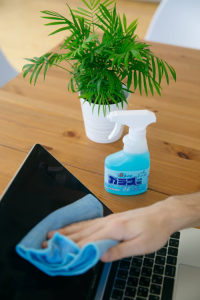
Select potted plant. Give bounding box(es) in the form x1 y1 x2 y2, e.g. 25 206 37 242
22 0 176 143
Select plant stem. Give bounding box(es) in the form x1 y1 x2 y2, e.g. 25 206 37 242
52 64 71 73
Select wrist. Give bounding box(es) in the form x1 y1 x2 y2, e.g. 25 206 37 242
162 193 200 232
153 198 179 236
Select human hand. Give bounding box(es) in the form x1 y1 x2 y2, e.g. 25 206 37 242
42 199 175 262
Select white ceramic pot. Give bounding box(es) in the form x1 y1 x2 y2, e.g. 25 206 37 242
80 88 130 143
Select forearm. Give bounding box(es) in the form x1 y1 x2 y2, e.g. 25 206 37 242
161 192 200 234
43 192 200 262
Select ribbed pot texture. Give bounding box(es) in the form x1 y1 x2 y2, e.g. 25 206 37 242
80 88 130 144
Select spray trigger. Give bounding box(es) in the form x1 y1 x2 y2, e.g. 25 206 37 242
108 123 122 140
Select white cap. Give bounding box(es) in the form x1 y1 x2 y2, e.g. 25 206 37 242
107 110 156 143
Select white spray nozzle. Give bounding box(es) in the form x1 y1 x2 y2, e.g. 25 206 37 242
107 110 156 140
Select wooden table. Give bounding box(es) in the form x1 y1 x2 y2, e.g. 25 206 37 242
0 42 200 213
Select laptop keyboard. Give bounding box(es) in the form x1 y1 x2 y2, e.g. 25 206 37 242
110 232 180 300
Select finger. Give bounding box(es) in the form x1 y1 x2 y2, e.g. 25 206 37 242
47 218 101 239
67 219 105 243
100 236 145 262
47 230 56 239
42 241 48 249
77 222 125 247
100 233 166 262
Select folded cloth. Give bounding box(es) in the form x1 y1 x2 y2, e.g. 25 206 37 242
16 194 118 276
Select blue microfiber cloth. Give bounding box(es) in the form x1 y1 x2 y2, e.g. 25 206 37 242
16 194 118 276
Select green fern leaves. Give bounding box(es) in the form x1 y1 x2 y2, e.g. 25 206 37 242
22 0 176 115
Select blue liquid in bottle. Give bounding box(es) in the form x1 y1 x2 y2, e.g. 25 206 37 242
104 150 150 196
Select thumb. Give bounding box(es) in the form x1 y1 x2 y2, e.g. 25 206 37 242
101 236 144 262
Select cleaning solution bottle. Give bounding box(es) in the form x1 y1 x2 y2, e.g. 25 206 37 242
104 110 156 195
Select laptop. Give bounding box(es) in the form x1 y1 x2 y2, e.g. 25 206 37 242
0 144 200 300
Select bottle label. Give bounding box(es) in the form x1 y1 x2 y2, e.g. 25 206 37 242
104 167 150 193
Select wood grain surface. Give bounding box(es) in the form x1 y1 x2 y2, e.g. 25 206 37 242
1 41 200 213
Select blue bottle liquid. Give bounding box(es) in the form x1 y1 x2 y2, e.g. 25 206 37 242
104 150 150 196
104 110 156 196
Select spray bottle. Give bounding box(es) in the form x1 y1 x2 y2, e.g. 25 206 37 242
104 110 156 195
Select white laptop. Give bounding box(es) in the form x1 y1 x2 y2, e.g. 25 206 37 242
0 144 200 300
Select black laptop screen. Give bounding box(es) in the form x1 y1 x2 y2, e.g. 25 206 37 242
0 144 112 300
